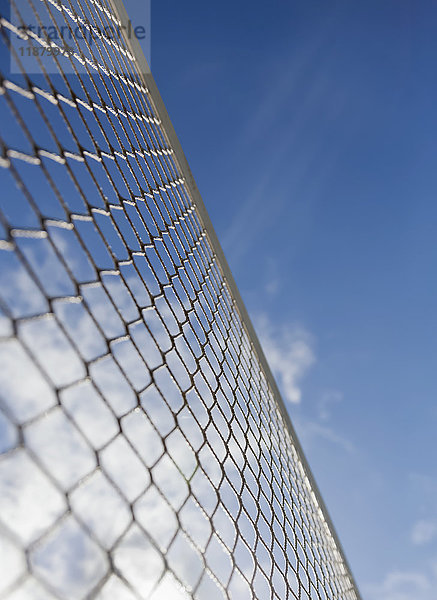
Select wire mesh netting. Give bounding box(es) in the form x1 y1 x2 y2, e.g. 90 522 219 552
0 1 361 599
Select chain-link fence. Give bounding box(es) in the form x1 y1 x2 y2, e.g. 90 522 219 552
0 1 361 598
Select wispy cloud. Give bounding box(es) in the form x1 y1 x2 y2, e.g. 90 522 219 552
318 390 343 421
254 313 315 404
253 313 355 453
407 474 437 547
411 519 437 546
222 19 351 269
295 418 355 454
264 276 280 298
365 566 437 600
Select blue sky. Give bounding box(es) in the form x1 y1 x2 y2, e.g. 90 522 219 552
150 1 437 598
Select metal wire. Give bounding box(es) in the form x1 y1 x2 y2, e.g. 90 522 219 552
0 0 361 598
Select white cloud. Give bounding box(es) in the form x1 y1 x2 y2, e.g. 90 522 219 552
411 519 437 546
318 390 343 421
253 316 354 451
254 313 315 404
365 568 435 600
265 276 280 297
296 418 355 454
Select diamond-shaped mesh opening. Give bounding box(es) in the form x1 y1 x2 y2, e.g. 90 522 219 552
152 454 189 511
228 569 253 600
70 470 131 549
99 435 150 502
149 573 191 600
0 0 360 597
61 381 119 450
194 572 227 600
30 516 108 599
121 408 165 467
112 524 165 596
204 534 233 588
4 577 59 600
0 450 66 545
134 485 178 552
0 533 26 595
167 531 204 591
24 407 96 489
94 575 137 600
0 339 56 423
